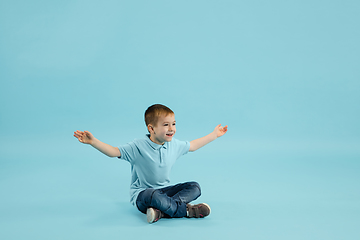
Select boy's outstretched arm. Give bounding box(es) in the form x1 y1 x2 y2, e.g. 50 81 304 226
74 130 121 158
189 124 228 152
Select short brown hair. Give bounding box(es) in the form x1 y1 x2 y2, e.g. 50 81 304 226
145 104 174 127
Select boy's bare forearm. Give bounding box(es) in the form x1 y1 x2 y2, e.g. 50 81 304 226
189 132 217 152
91 138 121 157
189 124 228 152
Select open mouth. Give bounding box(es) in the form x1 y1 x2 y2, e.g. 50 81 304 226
166 133 174 137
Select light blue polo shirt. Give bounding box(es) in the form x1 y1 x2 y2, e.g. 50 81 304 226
118 134 190 206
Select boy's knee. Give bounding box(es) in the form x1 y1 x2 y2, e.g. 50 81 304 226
190 181 201 190
189 181 201 196
140 188 159 206
136 188 157 213
140 189 170 208
150 190 171 210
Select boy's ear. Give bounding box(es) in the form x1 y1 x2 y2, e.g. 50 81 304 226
147 124 154 134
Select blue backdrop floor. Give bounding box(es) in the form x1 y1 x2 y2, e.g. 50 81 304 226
1 137 359 240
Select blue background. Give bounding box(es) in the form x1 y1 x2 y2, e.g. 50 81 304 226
1 0 359 239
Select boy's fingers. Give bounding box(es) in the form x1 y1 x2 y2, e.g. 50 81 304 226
220 125 228 133
74 131 83 137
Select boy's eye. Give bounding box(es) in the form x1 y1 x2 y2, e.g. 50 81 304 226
163 123 175 126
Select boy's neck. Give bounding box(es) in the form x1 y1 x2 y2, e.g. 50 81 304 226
149 134 165 145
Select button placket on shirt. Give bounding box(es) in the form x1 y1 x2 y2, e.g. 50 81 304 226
159 146 166 167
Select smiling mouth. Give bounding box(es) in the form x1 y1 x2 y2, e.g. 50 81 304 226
166 133 174 137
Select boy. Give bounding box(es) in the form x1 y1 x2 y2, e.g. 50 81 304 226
73 104 228 223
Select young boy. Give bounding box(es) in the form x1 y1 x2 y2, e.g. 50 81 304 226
73 104 228 223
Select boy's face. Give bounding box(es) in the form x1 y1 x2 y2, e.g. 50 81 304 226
149 113 176 145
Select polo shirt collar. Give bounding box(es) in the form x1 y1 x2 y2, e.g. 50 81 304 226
145 134 168 150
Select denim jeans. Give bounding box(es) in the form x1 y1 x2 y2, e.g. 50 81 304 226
136 181 201 218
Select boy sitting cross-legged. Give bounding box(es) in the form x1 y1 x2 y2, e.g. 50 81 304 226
74 104 228 223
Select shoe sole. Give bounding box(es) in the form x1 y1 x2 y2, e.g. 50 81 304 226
147 208 156 223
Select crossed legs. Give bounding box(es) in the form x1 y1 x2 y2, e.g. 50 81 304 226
136 181 201 218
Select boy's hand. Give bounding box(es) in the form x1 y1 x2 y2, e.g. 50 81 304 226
74 130 94 145
214 124 228 138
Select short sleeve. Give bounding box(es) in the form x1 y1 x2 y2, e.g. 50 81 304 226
172 138 190 159
117 141 139 164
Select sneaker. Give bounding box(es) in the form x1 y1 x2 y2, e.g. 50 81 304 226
186 203 211 218
147 207 164 223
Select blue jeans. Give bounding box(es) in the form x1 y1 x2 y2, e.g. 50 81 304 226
136 181 201 218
